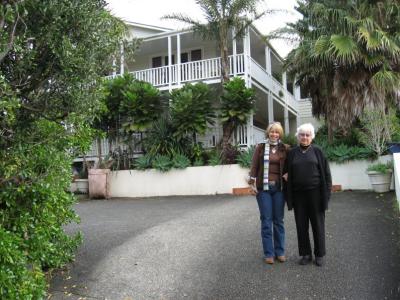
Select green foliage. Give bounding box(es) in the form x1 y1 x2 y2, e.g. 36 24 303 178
0 228 46 299
367 161 393 174
143 116 192 158
193 158 205 166
219 77 256 127
207 149 222 166
277 0 400 136
170 82 215 139
133 154 153 170
152 155 173 172
172 154 191 169
100 74 162 135
0 0 132 297
359 108 398 156
323 144 374 163
236 145 255 168
281 134 297 147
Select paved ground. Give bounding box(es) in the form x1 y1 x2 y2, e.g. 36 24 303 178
48 191 400 300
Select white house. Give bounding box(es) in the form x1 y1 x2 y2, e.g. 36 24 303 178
83 21 316 160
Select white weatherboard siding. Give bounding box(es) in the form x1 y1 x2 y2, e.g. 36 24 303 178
298 98 321 130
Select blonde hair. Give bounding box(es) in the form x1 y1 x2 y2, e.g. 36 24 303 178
266 122 284 138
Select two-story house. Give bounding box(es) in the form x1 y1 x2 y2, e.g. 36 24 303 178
84 21 316 159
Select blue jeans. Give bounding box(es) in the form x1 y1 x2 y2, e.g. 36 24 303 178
256 185 285 258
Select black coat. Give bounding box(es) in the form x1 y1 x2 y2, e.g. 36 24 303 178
284 145 332 211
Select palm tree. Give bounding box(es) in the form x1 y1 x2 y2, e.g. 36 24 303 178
272 0 400 141
164 0 267 160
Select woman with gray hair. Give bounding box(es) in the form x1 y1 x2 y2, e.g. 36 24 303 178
284 123 332 266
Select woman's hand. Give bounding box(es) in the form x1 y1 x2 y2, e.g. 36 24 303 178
282 173 288 181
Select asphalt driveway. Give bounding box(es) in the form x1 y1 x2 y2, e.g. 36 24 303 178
48 191 400 300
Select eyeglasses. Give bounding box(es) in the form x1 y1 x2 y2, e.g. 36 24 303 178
299 133 311 137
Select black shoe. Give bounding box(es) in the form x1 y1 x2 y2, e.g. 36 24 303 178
299 255 312 265
315 256 324 266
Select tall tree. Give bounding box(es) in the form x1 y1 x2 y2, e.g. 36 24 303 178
164 0 267 161
273 0 400 140
0 0 135 297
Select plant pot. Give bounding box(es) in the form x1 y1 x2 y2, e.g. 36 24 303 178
88 169 110 199
366 170 392 193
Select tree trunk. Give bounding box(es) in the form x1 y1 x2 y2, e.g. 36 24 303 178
221 121 235 163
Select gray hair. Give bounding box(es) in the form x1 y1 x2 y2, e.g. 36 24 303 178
295 123 315 139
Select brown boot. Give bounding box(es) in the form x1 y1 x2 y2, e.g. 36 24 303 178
276 255 286 263
264 257 274 264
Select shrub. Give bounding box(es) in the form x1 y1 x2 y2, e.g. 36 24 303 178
193 158 204 166
172 154 191 169
152 155 173 172
281 134 297 147
207 149 222 166
133 154 153 170
367 161 393 174
236 145 255 168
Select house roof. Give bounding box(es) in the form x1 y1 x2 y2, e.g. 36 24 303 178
124 21 172 32
125 21 284 61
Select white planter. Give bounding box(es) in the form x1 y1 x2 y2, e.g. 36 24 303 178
71 179 89 194
367 171 393 193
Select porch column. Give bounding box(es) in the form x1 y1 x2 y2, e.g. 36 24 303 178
120 42 124 74
232 28 237 76
265 46 271 75
168 36 172 91
177 34 181 87
243 27 251 87
294 75 301 100
282 71 287 92
284 104 289 134
112 57 117 76
268 91 274 124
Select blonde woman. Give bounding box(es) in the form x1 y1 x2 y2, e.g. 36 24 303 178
249 122 290 264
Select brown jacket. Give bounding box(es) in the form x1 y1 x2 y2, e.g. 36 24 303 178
249 142 290 191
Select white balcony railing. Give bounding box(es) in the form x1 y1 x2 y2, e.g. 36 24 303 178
128 54 245 88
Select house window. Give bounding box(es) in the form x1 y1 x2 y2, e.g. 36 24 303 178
191 49 202 61
181 52 189 63
164 55 175 65
152 56 162 68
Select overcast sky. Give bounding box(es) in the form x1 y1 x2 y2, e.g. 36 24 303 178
106 0 301 58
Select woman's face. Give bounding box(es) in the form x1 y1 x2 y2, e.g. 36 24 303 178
268 129 280 142
298 131 312 146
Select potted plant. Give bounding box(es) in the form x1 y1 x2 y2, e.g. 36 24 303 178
366 161 393 193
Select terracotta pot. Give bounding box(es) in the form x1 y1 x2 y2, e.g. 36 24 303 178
88 169 110 199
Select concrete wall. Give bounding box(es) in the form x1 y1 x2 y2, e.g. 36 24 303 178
107 156 396 198
109 164 249 198
330 155 393 190
394 153 400 209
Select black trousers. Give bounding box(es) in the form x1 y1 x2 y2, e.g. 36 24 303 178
293 188 326 257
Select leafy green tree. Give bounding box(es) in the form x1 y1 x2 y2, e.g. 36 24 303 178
220 77 256 160
0 0 134 297
273 0 400 141
170 82 215 142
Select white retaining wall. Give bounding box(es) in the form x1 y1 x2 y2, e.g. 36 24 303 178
394 153 400 208
108 156 396 198
109 164 249 198
330 155 393 190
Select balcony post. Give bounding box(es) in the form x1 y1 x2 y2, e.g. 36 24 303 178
265 46 271 75
168 35 172 91
232 28 237 76
268 91 274 124
177 34 181 87
120 42 124 74
284 104 289 133
112 56 117 76
282 71 287 93
294 75 301 100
